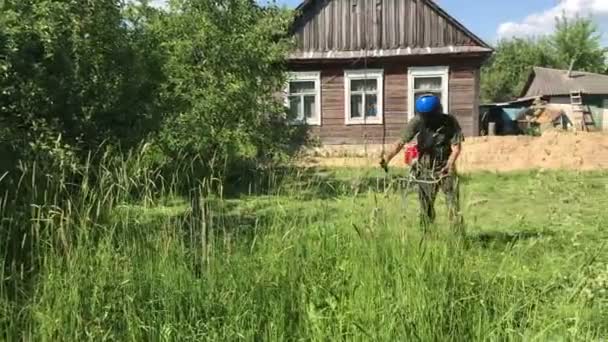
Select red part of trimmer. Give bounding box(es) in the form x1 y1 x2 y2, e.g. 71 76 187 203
404 144 419 165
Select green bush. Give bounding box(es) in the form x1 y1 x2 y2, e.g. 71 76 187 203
0 1 309 314
0 0 306 186
152 0 306 177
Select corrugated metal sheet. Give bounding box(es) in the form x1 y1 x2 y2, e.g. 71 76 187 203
290 0 491 58
522 67 608 97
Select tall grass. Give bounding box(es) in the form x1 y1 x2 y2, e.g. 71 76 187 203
1 153 607 340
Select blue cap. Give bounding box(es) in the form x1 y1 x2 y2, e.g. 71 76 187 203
415 95 440 114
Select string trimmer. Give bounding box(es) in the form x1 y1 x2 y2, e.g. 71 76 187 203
380 144 448 211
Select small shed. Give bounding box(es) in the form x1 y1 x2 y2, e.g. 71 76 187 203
479 96 541 135
520 67 608 130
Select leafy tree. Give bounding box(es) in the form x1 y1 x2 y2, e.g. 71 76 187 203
550 13 607 73
151 0 301 176
0 0 165 172
481 14 607 103
481 37 555 102
1 0 302 183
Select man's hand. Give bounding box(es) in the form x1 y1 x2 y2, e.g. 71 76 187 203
441 143 461 176
379 157 388 172
380 140 405 172
440 163 454 176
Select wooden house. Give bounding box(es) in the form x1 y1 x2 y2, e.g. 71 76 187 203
284 0 493 146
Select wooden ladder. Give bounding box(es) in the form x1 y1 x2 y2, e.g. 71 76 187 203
570 90 596 132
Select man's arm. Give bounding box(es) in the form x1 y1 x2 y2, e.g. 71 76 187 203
382 140 406 165
441 116 465 174
380 116 420 168
442 143 461 174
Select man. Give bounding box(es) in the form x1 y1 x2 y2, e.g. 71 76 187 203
380 94 465 234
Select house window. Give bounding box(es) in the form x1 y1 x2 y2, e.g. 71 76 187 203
344 69 384 125
286 72 321 125
408 66 449 119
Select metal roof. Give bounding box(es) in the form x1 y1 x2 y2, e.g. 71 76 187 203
521 67 608 97
480 95 545 108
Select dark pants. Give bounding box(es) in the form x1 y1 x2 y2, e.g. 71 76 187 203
414 165 464 235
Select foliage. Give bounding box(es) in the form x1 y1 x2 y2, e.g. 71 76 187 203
551 13 607 73
0 0 305 185
481 37 554 103
152 0 303 176
0 0 165 171
481 14 607 103
0 1 306 307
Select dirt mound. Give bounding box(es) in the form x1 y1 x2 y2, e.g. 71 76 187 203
300 132 608 172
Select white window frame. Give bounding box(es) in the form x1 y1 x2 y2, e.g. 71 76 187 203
284 71 322 126
407 66 449 120
344 69 384 125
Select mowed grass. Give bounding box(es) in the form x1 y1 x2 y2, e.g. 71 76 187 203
1 166 608 340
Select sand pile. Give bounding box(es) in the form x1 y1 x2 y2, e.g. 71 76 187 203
457 131 608 172
300 131 608 172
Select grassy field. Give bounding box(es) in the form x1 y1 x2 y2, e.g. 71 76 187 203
1 165 607 340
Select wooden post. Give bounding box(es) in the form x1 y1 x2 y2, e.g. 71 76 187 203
488 122 496 136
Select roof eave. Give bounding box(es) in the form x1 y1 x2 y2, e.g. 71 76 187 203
294 0 313 12
287 46 494 61
519 68 538 98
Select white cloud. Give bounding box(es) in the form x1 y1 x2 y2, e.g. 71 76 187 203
497 0 608 41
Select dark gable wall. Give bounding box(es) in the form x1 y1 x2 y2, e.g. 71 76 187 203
292 0 481 52
290 55 483 145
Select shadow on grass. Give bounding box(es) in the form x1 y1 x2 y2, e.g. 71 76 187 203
220 165 419 201
468 230 554 248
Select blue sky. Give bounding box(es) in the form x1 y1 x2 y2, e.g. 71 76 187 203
154 0 608 45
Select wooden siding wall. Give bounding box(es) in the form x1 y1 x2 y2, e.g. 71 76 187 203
294 0 475 52
449 65 476 136
293 60 480 145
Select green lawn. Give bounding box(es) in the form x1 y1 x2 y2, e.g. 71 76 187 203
2 167 607 340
